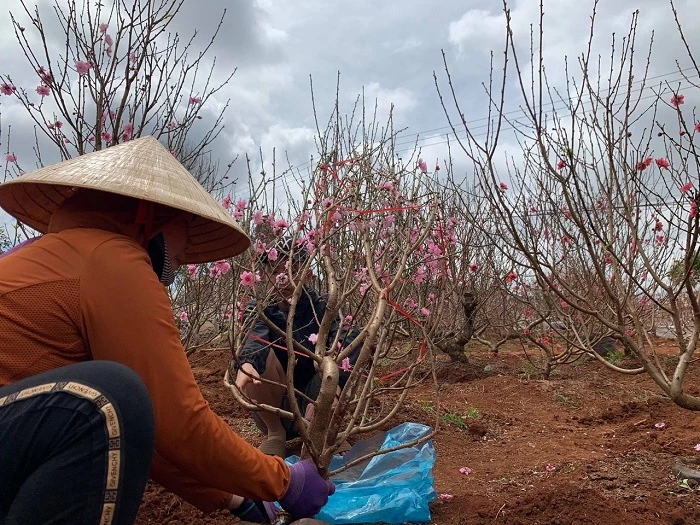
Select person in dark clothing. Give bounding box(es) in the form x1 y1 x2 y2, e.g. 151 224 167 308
233 238 360 457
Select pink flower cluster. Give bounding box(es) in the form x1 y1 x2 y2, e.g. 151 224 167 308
0 83 16 95
122 122 134 142
636 157 670 172
209 260 231 278
240 270 260 288
75 60 93 76
340 357 353 372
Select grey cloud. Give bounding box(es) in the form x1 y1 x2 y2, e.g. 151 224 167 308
166 0 287 68
2 0 699 223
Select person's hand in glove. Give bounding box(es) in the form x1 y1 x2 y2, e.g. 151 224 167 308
278 459 336 518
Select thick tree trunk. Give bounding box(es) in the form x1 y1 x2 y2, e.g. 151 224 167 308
436 291 477 362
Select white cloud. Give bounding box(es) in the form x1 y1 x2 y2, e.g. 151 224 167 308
260 124 314 153
448 9 503 54
361 82 417 125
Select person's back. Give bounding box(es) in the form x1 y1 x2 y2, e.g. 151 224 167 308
0 228 129 384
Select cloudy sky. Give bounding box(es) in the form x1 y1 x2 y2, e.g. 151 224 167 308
1 0 699 225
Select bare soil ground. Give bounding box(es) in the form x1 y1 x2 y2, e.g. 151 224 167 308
135 340 700 524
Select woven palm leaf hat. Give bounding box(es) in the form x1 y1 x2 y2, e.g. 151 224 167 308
0 135 250 263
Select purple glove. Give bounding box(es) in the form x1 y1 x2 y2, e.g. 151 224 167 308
279 459 336 518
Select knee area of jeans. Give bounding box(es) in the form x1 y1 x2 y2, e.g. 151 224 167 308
97 361 148 392
91 362 155 426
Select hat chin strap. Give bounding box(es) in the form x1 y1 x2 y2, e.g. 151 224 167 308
134 200 156 247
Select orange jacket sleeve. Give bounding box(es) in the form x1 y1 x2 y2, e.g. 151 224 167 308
79 237 290 504
150 451 231 513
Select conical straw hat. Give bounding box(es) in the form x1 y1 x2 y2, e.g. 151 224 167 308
0 136 250 264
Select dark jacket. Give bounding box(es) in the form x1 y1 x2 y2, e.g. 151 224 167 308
238 288 360 389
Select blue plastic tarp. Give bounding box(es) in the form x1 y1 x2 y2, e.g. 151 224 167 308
286 422 436 524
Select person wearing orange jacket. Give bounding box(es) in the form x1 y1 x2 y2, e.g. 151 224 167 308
0 136 334 525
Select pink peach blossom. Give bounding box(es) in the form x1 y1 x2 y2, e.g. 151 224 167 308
75 60 92 75
0 83 16 95
273 218 288 233
214 260 231 275
655 157 670 169
240 271 260 287
671 94 685 107
340 357 353 372
253 210 265 225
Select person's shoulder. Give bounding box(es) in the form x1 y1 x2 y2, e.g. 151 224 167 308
55 229 145 258
0 230 145 285
81 231 155 281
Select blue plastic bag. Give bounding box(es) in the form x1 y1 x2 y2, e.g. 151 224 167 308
286 422 436 524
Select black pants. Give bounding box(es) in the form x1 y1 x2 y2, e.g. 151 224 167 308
0 361 155 525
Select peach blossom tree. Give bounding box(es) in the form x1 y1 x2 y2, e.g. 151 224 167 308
438 0 700 407
1 0 234 185
223 102 454 473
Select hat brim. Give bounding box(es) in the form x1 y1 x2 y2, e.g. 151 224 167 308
0 180 250 264
0 136 251 264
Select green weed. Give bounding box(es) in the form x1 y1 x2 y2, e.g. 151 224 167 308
440 410 470 430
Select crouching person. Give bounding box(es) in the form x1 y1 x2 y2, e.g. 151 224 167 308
0 137 333 525
233 238 360 458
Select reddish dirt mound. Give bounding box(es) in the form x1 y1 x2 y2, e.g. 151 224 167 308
135 343 700 524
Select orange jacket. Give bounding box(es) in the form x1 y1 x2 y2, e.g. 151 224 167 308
0 199 290 512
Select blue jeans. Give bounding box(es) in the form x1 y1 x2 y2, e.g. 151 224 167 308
0 361 155 525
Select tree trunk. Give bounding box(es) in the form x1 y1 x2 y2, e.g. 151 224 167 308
436 291 477 362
